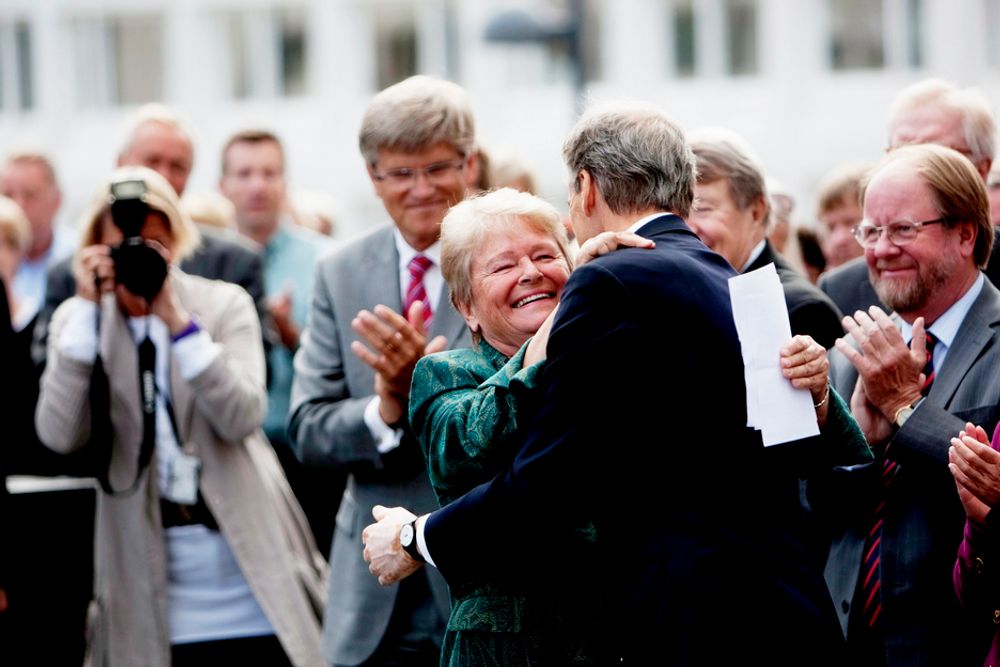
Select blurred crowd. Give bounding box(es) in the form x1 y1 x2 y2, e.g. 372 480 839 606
2 72 1000 667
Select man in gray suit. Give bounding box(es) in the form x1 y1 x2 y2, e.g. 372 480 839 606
289 75 477 666
810 144 1000 666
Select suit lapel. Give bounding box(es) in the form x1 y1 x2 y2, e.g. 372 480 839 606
168 272 195 442
364 228 403 315
429 282 467 348
929 282 1000 406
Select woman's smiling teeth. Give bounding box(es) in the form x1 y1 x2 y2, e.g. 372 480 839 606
512 293 554 308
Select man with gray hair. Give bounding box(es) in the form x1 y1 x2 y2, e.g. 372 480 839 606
289 75 476 666
361 101 848 664
686 130 843 349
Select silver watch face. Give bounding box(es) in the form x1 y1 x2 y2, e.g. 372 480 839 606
400 523 415 548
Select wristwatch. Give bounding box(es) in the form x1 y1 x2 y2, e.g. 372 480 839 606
894 398 923 428
399 519 425 563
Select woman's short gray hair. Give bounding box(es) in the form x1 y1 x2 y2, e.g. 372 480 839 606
359 75 475 165
562 101 696 217
440 188 572 314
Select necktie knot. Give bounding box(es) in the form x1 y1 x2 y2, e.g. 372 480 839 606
920 331 937 397
404 254 433 327
409 255 432 280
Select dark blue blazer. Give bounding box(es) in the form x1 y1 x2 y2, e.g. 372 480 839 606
425 215 846 665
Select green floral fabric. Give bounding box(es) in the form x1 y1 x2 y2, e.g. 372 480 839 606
410 340 598 666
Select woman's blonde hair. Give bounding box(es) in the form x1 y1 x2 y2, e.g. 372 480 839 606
77 165 200 262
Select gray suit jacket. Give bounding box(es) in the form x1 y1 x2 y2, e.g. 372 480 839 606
814 279 1000 666
289 224 470 666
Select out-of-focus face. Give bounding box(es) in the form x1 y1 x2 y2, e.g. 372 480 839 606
118 121 194 196
687 178 764 270
989 185 1000 227
0 160 60 256
889 105 989 178
98 209 174 316
98 208 174 257
460 217 571 357
220 140 286 240
369 142 474 251
863 163 975 322
819 198 865 269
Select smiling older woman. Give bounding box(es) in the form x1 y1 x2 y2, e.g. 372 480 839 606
406 187 651 665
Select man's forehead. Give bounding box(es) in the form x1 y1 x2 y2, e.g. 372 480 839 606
890 106 967 151
0 160 54 188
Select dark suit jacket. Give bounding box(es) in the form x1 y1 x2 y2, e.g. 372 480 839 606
813 279 1000 667
33 230 269 369
424 215 846 665
746 241 844 349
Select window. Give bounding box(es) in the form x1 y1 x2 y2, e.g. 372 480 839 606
725 0 758 75
672 0 696 77
905 0 922 68
0 19 33 111
987 0 1000 68
220 8 309 100
374 4 417 90
71 14 164 107
829 0 884 70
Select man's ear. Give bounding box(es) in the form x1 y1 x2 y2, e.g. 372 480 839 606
578 169 598 216
957 220 978 258
750 195 769 227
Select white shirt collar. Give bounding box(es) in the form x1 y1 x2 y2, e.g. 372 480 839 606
393 228 441 269
626 212 671 235
740 240 768 273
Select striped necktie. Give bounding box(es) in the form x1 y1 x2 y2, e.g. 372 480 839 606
404 254 433 329
860 331 937 628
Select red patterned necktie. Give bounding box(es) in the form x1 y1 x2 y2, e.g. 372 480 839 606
403 254 433 329
860 331 937 628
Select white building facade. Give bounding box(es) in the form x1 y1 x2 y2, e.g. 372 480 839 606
0 0 998 237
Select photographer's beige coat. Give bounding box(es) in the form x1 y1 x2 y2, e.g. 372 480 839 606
36 270 328 667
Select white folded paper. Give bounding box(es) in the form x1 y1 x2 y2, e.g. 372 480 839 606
729 263 820 446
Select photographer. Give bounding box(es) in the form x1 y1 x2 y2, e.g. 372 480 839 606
35 167 326 667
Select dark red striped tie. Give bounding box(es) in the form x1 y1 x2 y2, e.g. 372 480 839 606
860 332 937 628
404 254 433 329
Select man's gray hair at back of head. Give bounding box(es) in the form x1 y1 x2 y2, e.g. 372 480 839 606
888 78 996 167
359 75 476 165
562 101 696 218
689 127 771 229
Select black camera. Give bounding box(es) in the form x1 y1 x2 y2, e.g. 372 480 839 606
108 178 168 301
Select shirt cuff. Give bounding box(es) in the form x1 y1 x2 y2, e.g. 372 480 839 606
172 330 221 381
58 299 99 362
415 514 436 568
364 396 404 454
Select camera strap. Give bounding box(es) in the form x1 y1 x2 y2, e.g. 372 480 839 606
90 312 158 497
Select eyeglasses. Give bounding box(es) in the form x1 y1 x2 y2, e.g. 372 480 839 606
372 158 466 189
851 217 949 248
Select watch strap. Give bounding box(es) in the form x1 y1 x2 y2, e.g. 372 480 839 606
401 519 425 563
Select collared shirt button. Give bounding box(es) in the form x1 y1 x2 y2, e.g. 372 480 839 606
841 600 850 614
